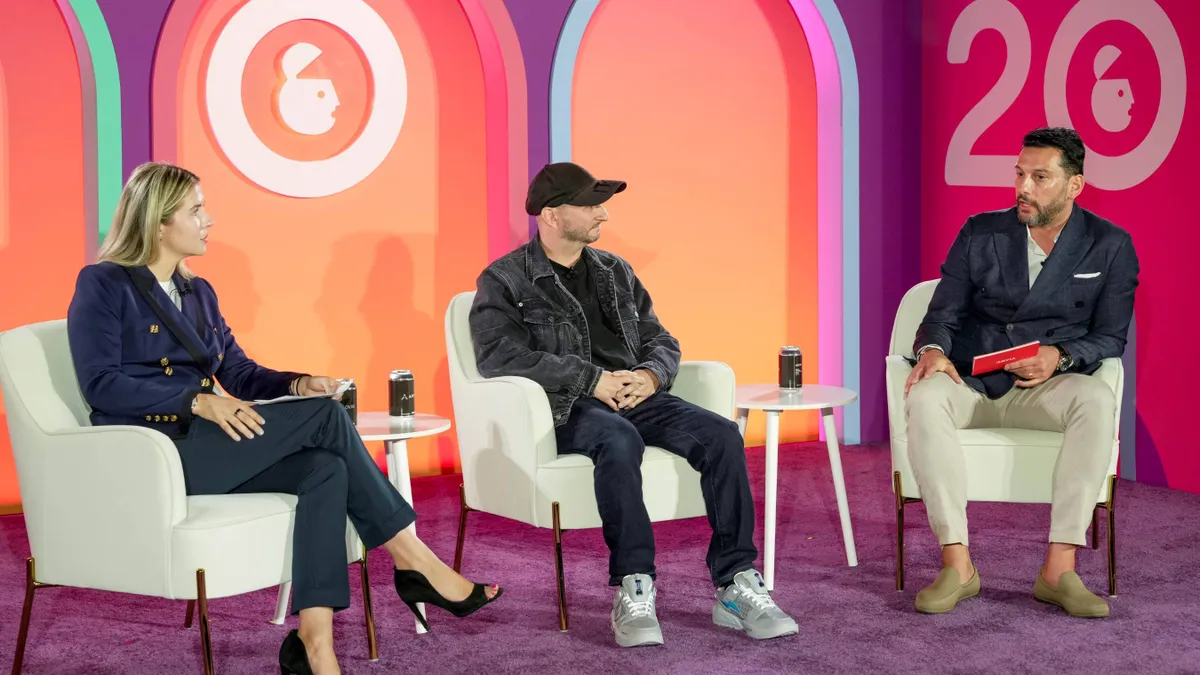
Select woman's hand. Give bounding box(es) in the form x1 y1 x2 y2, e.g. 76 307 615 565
296 376 338 396
193 393 265 441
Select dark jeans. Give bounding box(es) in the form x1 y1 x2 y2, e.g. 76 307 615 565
555 392 757 587
174 398 416 614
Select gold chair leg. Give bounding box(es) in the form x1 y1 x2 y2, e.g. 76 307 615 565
184 600 195 629
552 501 568 631
453 484 470 573
1107 475 1117 597
1090 508 1100 550
11 557 38 675
893 472 905 592
196 569 214 675
358 547 378 661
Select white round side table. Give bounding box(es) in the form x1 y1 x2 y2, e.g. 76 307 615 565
735 384 858 590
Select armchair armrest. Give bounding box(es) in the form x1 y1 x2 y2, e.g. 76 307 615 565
885 355 914 442
449 375 556 526
1092 357 1123 397
21 425 187 593
669 361 736 419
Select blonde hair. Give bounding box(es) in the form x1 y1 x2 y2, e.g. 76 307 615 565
97 162 200 278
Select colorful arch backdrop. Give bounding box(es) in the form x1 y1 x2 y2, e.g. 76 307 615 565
0 1 112 508
921 0 1190 491
0 0 869 510
19 1 1196 506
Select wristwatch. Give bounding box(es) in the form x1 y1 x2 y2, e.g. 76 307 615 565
916 344 944 359
1054 345 1073 372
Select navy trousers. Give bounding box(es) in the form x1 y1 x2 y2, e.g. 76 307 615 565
555 392 758 587
174 398 415 613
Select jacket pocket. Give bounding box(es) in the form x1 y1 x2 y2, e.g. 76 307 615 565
518 300 573 356
1068 277 1103 315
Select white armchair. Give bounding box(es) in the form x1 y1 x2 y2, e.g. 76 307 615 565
0 320 376 674
444 291 735 630
885 280 1121 594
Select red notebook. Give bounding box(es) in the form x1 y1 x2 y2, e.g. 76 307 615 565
971 341 1040 376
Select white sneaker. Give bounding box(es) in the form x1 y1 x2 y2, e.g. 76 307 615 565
611 574 664 648
713 569 798 640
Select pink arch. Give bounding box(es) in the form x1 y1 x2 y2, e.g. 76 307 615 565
459 0 528 261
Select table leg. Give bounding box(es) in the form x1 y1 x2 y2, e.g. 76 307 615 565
736 407 749 438
386 439 427 634
270 582 291 625
764 411 780 591
821 407 857 567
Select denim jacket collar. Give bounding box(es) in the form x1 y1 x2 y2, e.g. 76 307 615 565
523 234 617 282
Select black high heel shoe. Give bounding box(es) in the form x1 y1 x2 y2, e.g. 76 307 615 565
278 630 312 675
393 569 503 631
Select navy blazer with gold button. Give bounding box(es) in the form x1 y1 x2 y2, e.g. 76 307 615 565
67 262 304 437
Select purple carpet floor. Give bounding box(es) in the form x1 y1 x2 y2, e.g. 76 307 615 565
3 442 1199 674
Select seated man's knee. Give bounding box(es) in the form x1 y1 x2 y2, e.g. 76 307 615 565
708 416 746 460
593 420 645 466
905 373 958 418
1065 375 1116 417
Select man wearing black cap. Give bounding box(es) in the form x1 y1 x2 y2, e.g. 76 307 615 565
468 162 797 647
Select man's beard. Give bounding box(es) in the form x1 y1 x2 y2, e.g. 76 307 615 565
1017 190 1069 227
564 223 599 243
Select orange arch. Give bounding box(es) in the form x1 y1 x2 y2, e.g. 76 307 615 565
0 2 93 506
568 0 821 444
151 0 500 475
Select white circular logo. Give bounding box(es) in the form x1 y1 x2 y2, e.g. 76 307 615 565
1044 0 1186 191
205 0 407 198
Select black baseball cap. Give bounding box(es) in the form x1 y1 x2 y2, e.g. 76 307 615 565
524 162 626 216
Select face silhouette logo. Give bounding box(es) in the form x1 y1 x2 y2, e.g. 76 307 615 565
1043 0 1185 190
1091 45 1133 133
205 0 407 198
277 42 340 136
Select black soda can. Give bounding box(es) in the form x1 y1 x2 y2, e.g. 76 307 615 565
779 346 802 390
340 380 358 424
389 370 415 416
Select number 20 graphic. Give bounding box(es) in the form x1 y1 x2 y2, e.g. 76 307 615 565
945 0 1186 191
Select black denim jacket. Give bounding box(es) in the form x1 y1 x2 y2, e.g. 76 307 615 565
468 235 681 426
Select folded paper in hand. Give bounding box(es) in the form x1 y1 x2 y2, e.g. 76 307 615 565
254 379 352 405
971 341 1040 376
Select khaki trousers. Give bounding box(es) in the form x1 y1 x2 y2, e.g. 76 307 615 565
905 372 1116 547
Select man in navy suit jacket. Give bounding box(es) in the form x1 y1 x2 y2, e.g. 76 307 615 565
904 128 1138 618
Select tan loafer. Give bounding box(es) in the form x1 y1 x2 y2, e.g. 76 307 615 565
914 567 980 614
1033 572 1109 618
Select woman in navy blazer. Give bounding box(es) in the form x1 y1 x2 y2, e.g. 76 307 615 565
67 163 501 674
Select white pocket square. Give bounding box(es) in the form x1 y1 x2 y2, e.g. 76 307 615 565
1074 272 1101 279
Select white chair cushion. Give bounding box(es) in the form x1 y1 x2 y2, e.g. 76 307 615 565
171 493 362 600
537 447 705 530
958 428 1064 447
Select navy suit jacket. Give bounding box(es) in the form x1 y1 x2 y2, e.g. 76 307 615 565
67 262 304 438
914 204 1139 399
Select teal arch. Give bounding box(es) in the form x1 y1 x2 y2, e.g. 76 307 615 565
65 0 122 242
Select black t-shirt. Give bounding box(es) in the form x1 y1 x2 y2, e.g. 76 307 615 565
549 257 636 372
